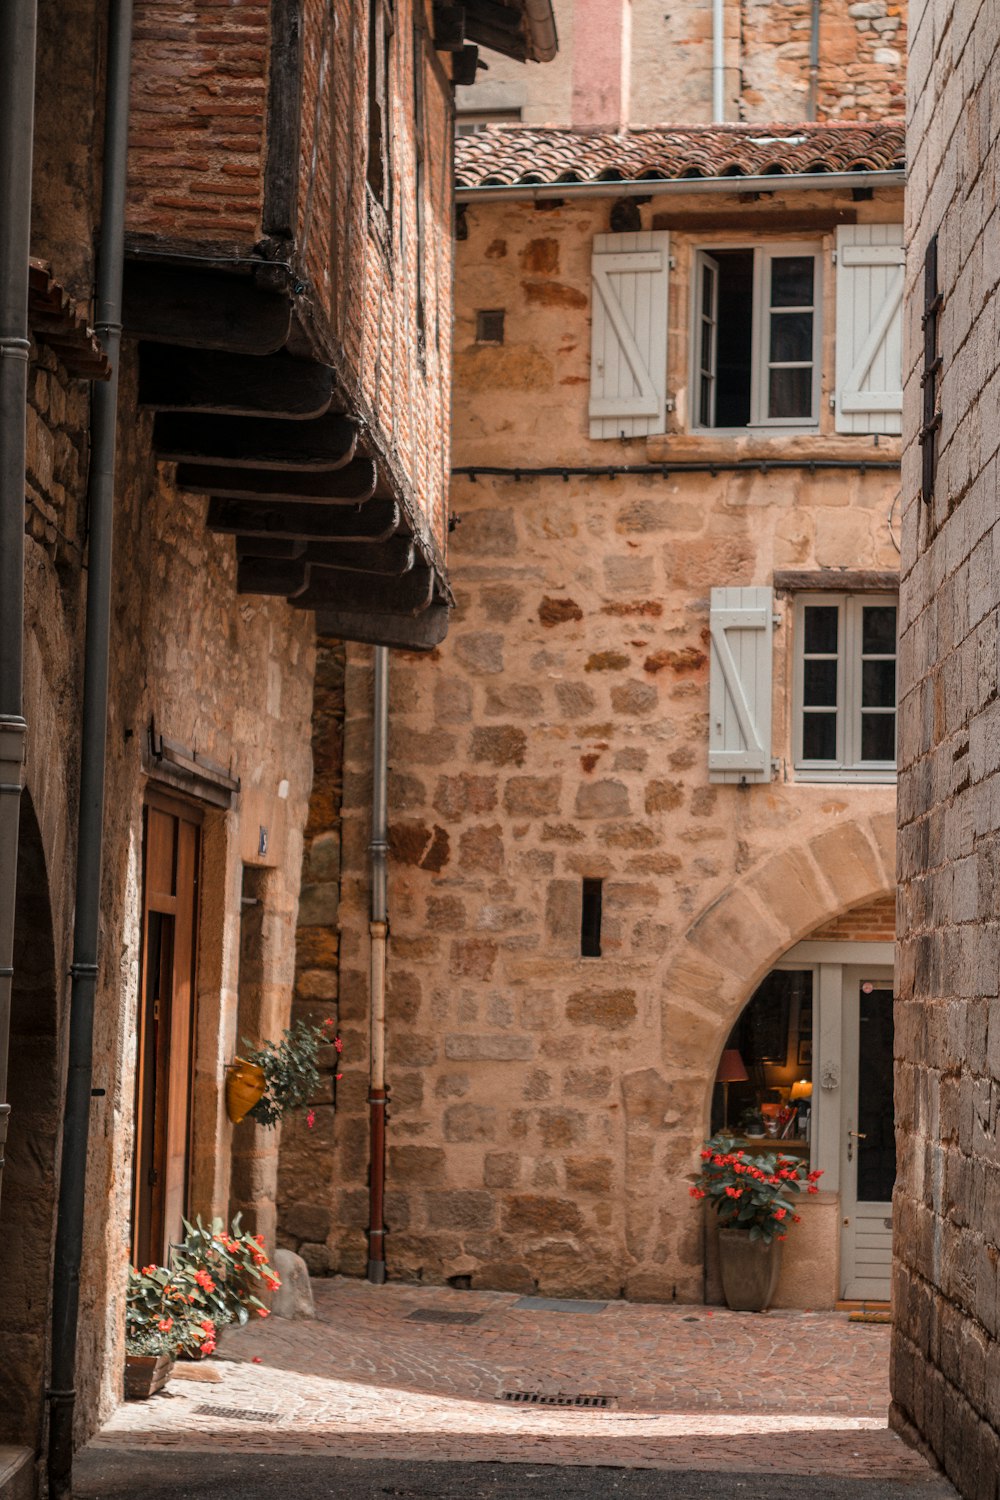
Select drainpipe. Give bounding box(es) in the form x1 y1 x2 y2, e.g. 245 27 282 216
0 0 36 1221
712 0 725 121
48 0 133 1492
807 0 821 121
367 645 389 1284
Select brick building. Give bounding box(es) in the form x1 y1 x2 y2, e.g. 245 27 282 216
892 2 1000 1495
0 2 555 1493
278 13 908 1312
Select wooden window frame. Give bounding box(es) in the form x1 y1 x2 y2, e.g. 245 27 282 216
792 591 898 783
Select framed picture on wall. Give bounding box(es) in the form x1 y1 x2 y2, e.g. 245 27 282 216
797 1039 813 1065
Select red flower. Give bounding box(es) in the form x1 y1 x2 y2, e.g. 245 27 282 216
700 1149 712 1160
689 1186 705 1199
252 1356 263 1365
141 1264 157 1276
807 1185 819 1195
306 1110 316 1129
256 1307 269 1318
202 1339 216 1356
200 1319 215 1334
776 1233 788 1242
157 1318 173 1332
334 1036 344 1054
194 1270 215 1292
774 1207 787 1220
792 1214 802 1224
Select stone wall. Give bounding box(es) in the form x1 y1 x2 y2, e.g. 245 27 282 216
277 181 901 1302
457 0 905 127
893 0 1000 1491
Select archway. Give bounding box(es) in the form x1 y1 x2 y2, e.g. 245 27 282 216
0 793 60 1448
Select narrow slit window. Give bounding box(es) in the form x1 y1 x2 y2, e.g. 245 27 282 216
581 878 603 958
476 309 505 345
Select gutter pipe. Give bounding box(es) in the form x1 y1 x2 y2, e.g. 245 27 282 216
455 168 905 204
712 0 725 121
48 0 133 1492
454 459 900 480
367 645 389 1284
524 0 558 63
808 0 821 121
0 0 36 1220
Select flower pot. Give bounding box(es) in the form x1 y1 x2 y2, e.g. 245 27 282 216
124 1352 175 1399
717 1227 783 1312
226 1058 267 1124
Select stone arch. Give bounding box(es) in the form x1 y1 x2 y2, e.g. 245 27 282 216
662 809 896 1127
0 790 61 1448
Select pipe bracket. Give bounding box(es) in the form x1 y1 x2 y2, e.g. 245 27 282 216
0 337 30 361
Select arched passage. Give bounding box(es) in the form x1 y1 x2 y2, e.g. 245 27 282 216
0 792 60 1448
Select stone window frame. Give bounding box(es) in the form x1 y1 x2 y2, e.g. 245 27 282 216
688 239 823 434
791 590 898 784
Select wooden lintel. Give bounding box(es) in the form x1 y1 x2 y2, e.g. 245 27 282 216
206 495 401 543
178 458 378 504
154 412 357 471
124 263 292 354
139 344 335 419
315 604 451 652
291 564 436 616
652 209 860 232
773 569 900 595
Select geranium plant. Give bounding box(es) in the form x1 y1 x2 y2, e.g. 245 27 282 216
689 1132 823 1245
240 1016 342 1128
126 1215 282 1361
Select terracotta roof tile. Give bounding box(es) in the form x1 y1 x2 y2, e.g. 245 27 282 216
455 122 906 190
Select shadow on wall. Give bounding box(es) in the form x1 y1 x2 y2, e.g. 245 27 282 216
0 793 60 1448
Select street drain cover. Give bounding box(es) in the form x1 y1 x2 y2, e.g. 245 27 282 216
407 1308 484 1326
498 1391 616 1409
194 1404 281 1423
511 1297 608 1314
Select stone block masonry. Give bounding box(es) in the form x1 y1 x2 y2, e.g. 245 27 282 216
894 2 1000 1496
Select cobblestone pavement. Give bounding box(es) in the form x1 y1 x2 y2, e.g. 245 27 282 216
87 1278 953 1490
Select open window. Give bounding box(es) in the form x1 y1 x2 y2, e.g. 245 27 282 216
367 0 394 208
793 593 898 781
693 245 821 430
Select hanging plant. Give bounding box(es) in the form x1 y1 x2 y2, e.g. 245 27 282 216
235 1016 342 1129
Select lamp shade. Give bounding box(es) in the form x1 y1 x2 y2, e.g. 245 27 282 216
790 1079 813 1102
716 1048 749 1084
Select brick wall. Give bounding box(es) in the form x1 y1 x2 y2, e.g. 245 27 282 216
809 895 896 942
893 1 1000 1492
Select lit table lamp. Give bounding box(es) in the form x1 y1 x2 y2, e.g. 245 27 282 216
716 1048 749 1129
790 1078 813 1138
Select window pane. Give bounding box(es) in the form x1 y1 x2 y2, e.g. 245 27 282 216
803 712 837 760
862 659 896 708
701 317 713 370
770 311 813 363
702 263 714 310
771 256 814 307
861 712 896 762
769 365 812 418
804 606 838 654
700 373 711 427
804 658 838 706
862 605 897 654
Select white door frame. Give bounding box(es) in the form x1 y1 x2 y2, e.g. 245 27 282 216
840 964 895 1300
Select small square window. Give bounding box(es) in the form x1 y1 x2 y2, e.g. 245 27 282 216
793 593 898 782
475 309 505 344
694 244 821 430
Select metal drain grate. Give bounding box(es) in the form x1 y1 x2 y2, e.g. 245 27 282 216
194 1404 281 1423
511 1297 607 1314
407 1308 484 1326
498 1391 616 1409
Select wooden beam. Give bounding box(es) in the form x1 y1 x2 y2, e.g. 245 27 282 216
124 263 292 353
238 535 414 575
177 458 378 504
154 412 357 470
315 605 450 652
289 564 437 615
206 495 400 542
263 0 304 239
139 344 335 419
236 557 309 596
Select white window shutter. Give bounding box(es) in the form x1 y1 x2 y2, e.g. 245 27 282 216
708 587 774 783
589 230 670 440
834 224 904 435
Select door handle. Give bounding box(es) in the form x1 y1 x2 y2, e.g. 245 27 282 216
847 1130 866 1163
848 1131 867 1139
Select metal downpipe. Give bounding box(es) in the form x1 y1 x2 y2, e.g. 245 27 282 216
367 645 389 1284
807 0 821 121
48 0 133 1491
712 0 725 121
0 0 37 1219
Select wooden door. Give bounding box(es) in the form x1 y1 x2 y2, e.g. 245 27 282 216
840 966 895 1300
132 796 200 1267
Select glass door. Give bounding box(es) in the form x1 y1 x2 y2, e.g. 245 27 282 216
840 966 895 1300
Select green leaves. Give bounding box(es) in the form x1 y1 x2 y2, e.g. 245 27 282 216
691 1131 813 1245
240 1018 337 1128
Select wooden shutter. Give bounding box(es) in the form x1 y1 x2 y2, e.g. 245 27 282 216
708 586 774 783
834 225 904 435
589 230 670 440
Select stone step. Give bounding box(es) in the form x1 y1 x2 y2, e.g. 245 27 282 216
0 1448 34 1500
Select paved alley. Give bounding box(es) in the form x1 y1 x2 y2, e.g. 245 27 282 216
77 1279 956 1498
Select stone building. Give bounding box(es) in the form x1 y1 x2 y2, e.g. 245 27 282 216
1 2 556 1492
892 2 1000 1495
278 9 909 1307
457 0 906 131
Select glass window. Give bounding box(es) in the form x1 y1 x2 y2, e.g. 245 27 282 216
794 593 898 780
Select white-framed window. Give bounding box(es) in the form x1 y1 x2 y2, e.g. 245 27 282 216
793 593 897 782
692 243 822 430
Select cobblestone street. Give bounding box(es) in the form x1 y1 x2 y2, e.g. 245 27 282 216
77 1279 956 1496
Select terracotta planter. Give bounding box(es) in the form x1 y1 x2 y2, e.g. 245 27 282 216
226 1058 267 1124
124 1352 175 1400
717 1227 783 1312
